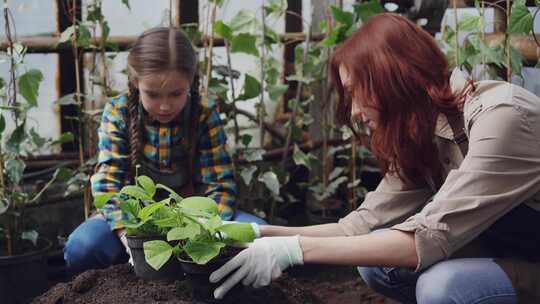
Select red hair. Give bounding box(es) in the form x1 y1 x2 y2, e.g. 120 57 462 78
331 13 463 187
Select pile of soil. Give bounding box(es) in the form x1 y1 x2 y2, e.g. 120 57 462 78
32 263 388 304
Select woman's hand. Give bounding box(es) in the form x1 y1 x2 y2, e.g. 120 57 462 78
209 236 303 299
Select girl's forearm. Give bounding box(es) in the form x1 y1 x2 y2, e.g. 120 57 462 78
300 229 418 268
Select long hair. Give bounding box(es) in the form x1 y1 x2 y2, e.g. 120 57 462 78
330 14 466 188
126 27 199 181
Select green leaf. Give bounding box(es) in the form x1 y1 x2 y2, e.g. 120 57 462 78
6 158 25 185
21 230 39 246
180 196 219 216
442 25 456 45
327 176 348 195
244 149 265 162
55 93 80 106
184 240 225 264
101 20 111 44
329 167 345 181
214 20 233 41
259 171 280 196
0 114 6 137
18 69 43 107
57 26 75 46
508 0 533 34
203 215 223 232
240 165 257 185
30 128 46 147
217 223 256 242
0 198 9 215
353 0 383 23
139 202 166 221
76 24 92 47
137 175 156 199
120 185 152 201
121 0 131 9
509 46 524 76
229 10 257 32
237 74 261 100
119 199 141 218
240 134 252 147
458 14 483 32
267 83 289 101
153 216 181 228
156 183 183 203
292 145 317 170
167 223 200 241
231 33 259 57
264 0 287 17
50 132 75 145
121 218 149 229
331 6 354 27
468 35 504 67
8 123 26 152
93 192 117 209
144 240 173 270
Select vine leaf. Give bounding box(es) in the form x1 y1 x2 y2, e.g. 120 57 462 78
18 69 43 107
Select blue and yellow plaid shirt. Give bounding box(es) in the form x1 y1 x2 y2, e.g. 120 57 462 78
91 95 236 230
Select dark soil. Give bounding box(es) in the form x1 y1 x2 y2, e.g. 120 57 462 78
32 263 389 304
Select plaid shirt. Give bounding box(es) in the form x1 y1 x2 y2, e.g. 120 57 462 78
91 95 236 230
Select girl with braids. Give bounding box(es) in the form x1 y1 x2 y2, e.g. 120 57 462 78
64 27 266 275
208 14 540 303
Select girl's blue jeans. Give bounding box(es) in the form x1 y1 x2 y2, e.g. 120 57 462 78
64 210 267 275
358 258 517 304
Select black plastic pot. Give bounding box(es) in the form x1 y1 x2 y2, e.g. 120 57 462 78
179 250 243 304
127 235 183 281
0 237 52 304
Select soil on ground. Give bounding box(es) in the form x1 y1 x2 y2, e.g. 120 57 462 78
32 263 389 304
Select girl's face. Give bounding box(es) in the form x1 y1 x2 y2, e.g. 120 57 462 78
339 64 379 130
135 71 191 124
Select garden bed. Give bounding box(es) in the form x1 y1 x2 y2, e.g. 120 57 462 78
32 263 388 304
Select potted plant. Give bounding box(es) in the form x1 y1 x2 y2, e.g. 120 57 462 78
0 45 74 303
142 197 256 303
94 175 187 281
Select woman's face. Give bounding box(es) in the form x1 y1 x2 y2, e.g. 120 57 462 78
135 71 191 124
339 65 379 130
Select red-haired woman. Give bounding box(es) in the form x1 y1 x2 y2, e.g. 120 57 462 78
210 13 540 303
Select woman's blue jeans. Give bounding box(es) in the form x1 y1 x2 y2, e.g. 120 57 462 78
358 258 517 304
64 210 267 275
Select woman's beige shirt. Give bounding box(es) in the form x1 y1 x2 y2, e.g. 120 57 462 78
337 69 540 271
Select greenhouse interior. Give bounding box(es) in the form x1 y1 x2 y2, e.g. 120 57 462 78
2 0 540 303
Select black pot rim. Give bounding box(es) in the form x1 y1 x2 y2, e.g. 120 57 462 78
0 237 52 264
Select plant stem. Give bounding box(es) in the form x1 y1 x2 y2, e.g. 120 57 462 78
203 2 217 98
71 0 90 219
2 0 15 255
506 0 511 80
225 41 240 144
259 0 267 148
349 137 357 211
280 22 312 171
453 0 459 68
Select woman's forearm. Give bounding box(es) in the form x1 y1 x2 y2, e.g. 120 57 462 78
300 229 418 268
260 223 348 237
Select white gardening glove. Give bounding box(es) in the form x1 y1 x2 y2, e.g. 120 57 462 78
117 229 133 266
209 236 303 299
